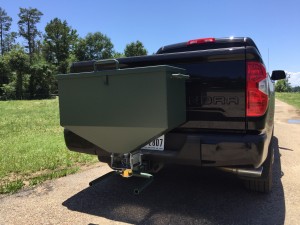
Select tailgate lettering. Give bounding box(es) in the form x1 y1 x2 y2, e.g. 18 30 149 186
188 96 239 106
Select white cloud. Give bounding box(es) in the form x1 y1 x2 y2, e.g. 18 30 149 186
286 71 300 87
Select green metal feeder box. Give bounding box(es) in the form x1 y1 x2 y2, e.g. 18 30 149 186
57 63 188 154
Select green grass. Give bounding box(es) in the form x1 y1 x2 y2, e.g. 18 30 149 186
276 92 300 109
0 180 24 194
0 98 98 194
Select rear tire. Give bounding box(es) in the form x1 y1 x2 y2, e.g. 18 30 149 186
243 137 274 193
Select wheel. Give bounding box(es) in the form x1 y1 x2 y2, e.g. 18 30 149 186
243 137 274 193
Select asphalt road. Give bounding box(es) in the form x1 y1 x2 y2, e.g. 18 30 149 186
1 99 300 225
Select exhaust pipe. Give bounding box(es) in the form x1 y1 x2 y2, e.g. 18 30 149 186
219 167 263 178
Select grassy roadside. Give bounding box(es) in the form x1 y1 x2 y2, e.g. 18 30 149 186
276 92 300 110
0 98 98 194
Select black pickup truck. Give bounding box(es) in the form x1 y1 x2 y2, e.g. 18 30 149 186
61 37 286 193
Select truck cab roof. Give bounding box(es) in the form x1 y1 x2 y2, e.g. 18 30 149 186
156 37 259 54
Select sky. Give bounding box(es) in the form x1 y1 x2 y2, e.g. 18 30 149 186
0 0 299 86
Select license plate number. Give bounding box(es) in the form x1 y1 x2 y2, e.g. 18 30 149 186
141 135 164 151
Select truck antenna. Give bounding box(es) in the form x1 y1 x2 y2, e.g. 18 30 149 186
268 48 270 73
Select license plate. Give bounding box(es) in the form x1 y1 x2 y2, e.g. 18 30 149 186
141 135 164 151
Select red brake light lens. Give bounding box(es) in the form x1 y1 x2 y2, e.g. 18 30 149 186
246 62 268 117
187 38 215 45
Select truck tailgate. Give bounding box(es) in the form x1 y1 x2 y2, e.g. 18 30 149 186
118 47 246 131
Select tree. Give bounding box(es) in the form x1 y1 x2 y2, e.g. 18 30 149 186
3 31 17 52
43 18 78 73
29 61 55 99
124 40 147 57
0 7 12 55
18 7 43 62
74 32 114 61
292 86 300 92
0 55 10 96
275 79 291 92
113 52 125 58
6 47 30 99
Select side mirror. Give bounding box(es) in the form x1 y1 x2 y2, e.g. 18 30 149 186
271 70 286 80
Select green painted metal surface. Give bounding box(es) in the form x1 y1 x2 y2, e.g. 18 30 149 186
57 65 187 154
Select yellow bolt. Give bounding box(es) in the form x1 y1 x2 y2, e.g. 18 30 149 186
122 169 133 178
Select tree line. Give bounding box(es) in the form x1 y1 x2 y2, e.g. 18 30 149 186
0 7 148 100
275 74 300 92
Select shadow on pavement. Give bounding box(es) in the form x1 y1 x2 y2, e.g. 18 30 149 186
63 137 285 225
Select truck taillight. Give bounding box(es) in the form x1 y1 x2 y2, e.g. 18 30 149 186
246 62 268 117
187 38 215 45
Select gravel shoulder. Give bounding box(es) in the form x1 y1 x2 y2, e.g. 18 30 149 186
1 99 300 225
